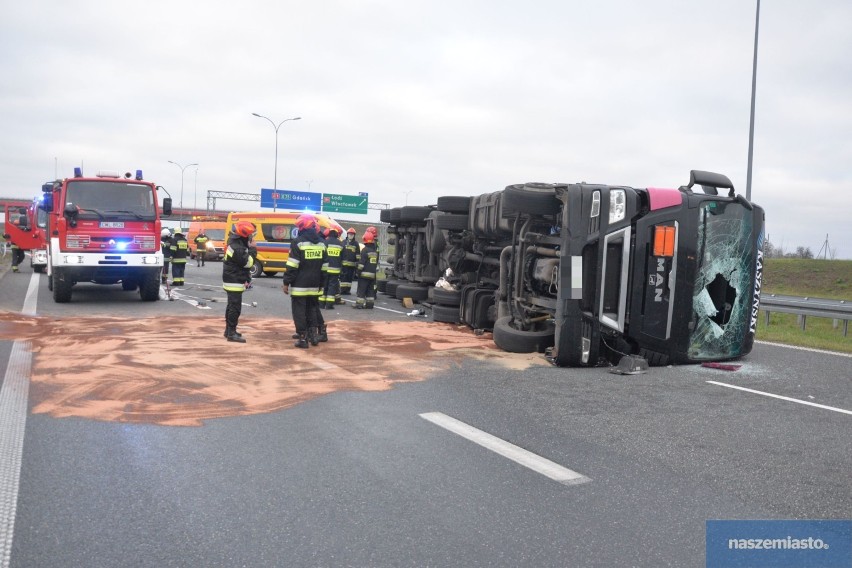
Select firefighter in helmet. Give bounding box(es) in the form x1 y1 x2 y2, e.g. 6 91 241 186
353 230 379 309
170 229 190 286
222 221 256 342
160 228 172 283
340 227 359 296
194 229 209 267
282 214 327 348
320 227 344 309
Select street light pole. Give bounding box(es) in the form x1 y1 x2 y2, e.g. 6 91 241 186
193 167 199 215
251 113 301 190
168 160 198 228
746 0 760 201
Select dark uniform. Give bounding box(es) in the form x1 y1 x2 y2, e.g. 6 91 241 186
194 232 209 266
321 230 344 309
170 231 189 286
354 239 379 308
161 230 172 283
282 225 327 348
222 232 254 342
340 231 359 295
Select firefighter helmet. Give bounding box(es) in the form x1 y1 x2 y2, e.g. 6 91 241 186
347 227 356 235
295 214 317 232
366 226 377 236
234 221 256 238
362 231 375 244
161 228 171 238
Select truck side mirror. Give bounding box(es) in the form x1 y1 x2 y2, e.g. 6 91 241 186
64 203 79 227
162 198 172 216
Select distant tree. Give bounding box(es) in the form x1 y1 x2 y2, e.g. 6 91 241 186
789 246 814 259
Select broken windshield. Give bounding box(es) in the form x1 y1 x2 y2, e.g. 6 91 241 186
688 200 756 360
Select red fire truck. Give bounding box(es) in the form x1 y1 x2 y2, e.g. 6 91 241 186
41 168 173 302
3 196 48 273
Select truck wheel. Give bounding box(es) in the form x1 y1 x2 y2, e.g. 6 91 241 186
432 287 461 306
249 262 263 279
435 213 469 231
395 283 429 302
139 271 160 301
492 316 555 353
52 271 72 303
384 280 401 297
437 196 471 214
432 304 461 323
502 183 561 216
33 265 45 274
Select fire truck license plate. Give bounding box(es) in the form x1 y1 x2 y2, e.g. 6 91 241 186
100 222 124 228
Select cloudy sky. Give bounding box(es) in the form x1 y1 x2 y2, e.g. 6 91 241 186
1 0 850 257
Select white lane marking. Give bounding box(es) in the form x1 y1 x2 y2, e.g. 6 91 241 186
0 272 38 567
419 412 591 485
22 273 39 316
706 381 852 416
756 340 852 359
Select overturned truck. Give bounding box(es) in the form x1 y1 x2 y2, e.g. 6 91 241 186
381 170 765 367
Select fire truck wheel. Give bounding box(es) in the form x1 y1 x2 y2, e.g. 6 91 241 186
139 271 160 301
492 316 555 354
52 272 72 303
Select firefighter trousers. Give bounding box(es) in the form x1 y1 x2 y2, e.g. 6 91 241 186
291 295 321 334
225 290 243 329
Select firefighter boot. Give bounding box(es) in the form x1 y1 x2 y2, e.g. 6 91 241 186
307 327 320 346
317 325 328 343
223 327 243 338
294 333 309 349
226 327 246 343
366 299 375 309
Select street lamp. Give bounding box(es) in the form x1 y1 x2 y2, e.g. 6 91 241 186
251 113 301 190
404 190 413 205
168 160 198 228
193 167 199 214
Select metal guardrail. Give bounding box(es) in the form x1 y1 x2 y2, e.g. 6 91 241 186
760 294 851 336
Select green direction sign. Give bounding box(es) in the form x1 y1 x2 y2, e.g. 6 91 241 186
321 193 368 214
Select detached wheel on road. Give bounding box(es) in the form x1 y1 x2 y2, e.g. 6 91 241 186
492 316 555 353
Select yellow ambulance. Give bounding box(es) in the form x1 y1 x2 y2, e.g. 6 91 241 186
225 211 344 277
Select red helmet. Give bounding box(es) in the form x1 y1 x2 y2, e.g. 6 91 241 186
366 226 377 236
295 214 317 231
234 221 255 238
362 231 375 244
347 227 356 235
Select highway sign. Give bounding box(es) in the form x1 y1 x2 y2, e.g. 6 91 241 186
260 189 322 210
322 193 369 215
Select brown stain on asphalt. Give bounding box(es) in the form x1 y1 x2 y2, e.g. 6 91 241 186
0 312 547 426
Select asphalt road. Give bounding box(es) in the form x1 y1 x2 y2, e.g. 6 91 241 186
1 261 850 567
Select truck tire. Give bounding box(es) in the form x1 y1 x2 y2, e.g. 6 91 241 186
250 261 263 279
395 283 429 302
432 287 461 306
380 209 392 223
492 316 555 353
399 206 432 225
502 183 561 216
52 271 72 303
437 196 471 214
432 304 461 323
33 265 45 273
435 214 469 231
139 270 160 301
384 280 401 297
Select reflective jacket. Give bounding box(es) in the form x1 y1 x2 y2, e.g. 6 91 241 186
282 227 326 296
357 242 379 280
324 235 344 275
161 236 172 260
222 234 254 292
170 235 189 263
194 234 209 254
341 236 359 267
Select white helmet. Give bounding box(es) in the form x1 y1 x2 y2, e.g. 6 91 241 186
161 228 171 238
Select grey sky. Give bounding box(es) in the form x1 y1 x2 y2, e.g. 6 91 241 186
1 0 849 257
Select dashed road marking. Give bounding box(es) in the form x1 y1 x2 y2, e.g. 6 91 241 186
419 412 591 485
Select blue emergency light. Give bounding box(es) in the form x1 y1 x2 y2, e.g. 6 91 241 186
74 167 83 177
136 170 143 180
